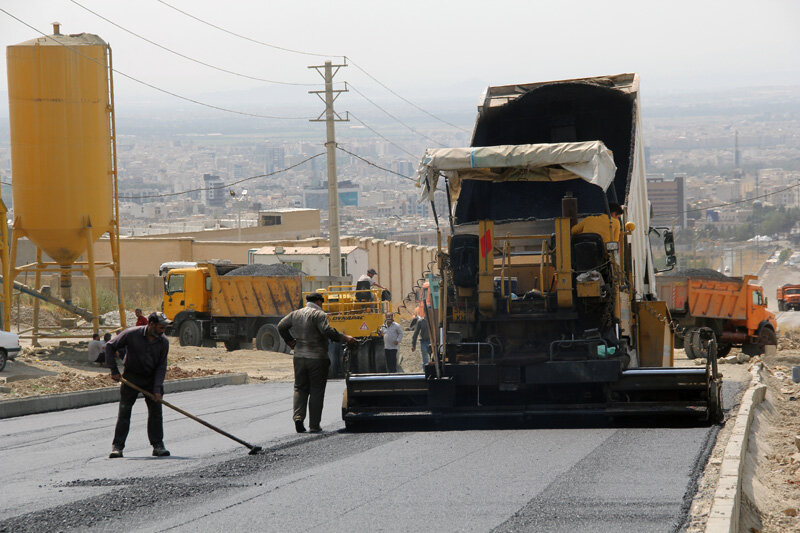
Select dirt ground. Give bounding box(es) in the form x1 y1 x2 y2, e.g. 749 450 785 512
0 338 293 401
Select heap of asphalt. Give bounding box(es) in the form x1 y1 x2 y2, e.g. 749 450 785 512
0 430 394 532
224 264 304 276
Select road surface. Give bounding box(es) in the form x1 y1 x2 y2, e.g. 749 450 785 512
0 378 745 532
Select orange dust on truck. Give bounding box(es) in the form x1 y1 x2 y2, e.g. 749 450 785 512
657 269 777 359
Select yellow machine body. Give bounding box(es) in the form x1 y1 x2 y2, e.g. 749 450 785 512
304 286 390 338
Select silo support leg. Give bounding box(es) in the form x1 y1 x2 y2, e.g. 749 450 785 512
32 248 42 347
109 228 125 329
84 227 100 334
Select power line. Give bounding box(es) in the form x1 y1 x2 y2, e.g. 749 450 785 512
347 112 418 158
336 146 417 184
155 0 338 58
346 57 470 133
664 180 800 217
120 153 325 199
347 83 449 146
0 8 309 120
152 1 468 133
70 0 315 86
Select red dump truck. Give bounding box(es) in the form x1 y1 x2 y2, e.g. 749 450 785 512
777 284 800 311
657 269 777 358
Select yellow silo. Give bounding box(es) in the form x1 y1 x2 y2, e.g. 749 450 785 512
6 23 125 335
7 26 112 265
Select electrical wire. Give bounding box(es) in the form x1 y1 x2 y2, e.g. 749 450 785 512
662 180 800 217
347 112 418 158
0 8 310 120
155 0 338 58
335 146 417 183
69 0 315 86
347 83 449 146
152 1 468 133
119 153 325 199
346 57 470 134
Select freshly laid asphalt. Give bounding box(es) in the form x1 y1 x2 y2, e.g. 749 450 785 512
0 378 745 532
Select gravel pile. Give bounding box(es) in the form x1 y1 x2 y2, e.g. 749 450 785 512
224 263 304 276
668 268 734 280
101 309 138 328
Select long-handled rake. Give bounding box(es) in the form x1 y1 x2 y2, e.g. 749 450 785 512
120 377 263 455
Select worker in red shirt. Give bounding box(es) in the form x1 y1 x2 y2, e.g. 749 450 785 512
134 308 148 327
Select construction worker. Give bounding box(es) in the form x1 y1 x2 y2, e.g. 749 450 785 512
134 308 148 327
278 293 355 433
106 312 172 459
88 332 104 364
411 315 431 368
380 313 403 373
571 202 623 244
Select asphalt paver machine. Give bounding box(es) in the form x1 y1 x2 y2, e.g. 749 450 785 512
342 74 723 427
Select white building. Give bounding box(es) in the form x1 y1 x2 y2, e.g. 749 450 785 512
251 245 367 278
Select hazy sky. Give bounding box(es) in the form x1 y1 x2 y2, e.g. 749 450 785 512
1 0 799 120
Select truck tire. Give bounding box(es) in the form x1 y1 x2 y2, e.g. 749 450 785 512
683 329 697 359
178 320 202 347
778 301 785 311
716 343 732 358
0 349 6 372
224 339 240 352
690 329 709 360
744 326 777 356
255 324 282 352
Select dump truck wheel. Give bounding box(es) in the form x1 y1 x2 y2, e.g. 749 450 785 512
0 349 6 372
716 343 732 358
689 329 706 359
255 324 282 351
683 329 697 359
178 320 202 347
224 339 240 352
759 327 777 352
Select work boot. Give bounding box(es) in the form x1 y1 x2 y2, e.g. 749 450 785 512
308 427 323 433
152 444 171 457
108 447 123 459
294 420 306 433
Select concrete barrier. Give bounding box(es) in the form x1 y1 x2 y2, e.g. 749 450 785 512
705 363 766 532
0 372 248 419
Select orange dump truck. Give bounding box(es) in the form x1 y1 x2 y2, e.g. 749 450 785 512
657 270 777 358
777 284 800 311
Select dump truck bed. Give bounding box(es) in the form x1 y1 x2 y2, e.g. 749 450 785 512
658 273 751 321
210 275 301 317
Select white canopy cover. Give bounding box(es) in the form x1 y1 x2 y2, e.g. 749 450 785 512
417 140 617 202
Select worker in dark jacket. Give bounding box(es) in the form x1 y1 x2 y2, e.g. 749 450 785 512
106 312 171 459
411 315 432 368
278 293 355 433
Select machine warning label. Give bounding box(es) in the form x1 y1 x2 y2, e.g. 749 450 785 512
359 322 369 331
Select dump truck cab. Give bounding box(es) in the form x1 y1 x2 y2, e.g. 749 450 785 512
163 265 212 319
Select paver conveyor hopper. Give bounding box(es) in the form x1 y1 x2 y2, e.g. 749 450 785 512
342 74 723 427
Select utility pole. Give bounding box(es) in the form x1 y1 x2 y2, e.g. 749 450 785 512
309 61 348 277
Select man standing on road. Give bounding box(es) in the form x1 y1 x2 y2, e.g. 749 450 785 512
106 312 172 459
411 315 431 369
134 308 148 327
380 313 403 373
278 293 355 434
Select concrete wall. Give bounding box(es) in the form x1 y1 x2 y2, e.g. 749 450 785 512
14 234 437 314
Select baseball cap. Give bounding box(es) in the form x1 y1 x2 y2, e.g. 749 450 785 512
149 312 172 325
367 268 377 275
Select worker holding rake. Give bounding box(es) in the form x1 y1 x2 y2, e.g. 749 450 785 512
106 312 172 459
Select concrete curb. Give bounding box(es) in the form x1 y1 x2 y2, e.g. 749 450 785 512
705 363 766 533
0 372 249 420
